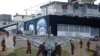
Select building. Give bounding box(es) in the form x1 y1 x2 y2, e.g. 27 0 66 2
13 14 33 32
24 1 100 37
68 0 96 4
0 14 12 27
24 15 100 37
40 1 100 17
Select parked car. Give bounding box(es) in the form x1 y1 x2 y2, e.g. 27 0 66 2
90 36 100 41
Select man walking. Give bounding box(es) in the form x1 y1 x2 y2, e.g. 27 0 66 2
79 39 83 48
37 42 47 56
13 36 16 46
87 40 90 50
26 40 31 54
70 40 74 55
1 38 6 52
55 43 62 56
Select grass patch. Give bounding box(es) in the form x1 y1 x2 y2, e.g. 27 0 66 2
8 53 16 56
7 47 70 56
13 47 37 56
62 49 70 56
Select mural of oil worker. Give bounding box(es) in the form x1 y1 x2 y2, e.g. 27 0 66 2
29 24 35 34
36 18 47 35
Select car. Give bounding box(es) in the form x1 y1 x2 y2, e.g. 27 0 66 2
90 36 100 41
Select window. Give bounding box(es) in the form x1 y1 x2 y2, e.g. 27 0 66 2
80 26 84 32
65 25 68 31
69 25 74 32
62 4 67 9
74 25 79 32
84 27 90 33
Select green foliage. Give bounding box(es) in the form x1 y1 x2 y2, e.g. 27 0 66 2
12 47 37 56
8 53 16 56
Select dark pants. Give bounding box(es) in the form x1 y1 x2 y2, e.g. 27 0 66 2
93 51 98 56
26 48 31 54
51 50 56 56
87 45 90 50
71 48 74 55
13 42 16 46
80 44 82 48
2 46 6 51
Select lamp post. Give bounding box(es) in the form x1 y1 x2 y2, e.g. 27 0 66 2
45 26 55 56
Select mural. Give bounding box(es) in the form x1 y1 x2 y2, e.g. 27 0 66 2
20 26 24 32
29 24 35 31
36 18 47 35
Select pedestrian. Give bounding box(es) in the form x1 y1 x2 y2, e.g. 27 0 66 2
37 42 47 56
70 40 74 55
1 38 6 52
79 39 83 48
87 40 90 50
26 40 31 54
55 43 62 56
94 43 100 56
13 36 16 46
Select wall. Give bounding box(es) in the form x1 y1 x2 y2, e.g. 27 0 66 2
24 16 49 35
13 15 33 22
57 24 99 37
49 15 100 36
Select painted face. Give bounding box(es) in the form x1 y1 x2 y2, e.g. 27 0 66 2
29 24 34 31
20 26 24 31
36 18 47 35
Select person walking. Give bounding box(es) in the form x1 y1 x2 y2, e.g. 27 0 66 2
55 43 62 56
70 40 74 55
13 36 16 46
26 40 31 54
1 38 6 52
37 42 47 56
79 39 83 48
87 40 90 50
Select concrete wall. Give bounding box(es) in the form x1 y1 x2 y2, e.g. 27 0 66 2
40 2 100 17
13 15 33 22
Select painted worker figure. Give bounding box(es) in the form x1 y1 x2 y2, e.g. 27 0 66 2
1 38 6 52
87 40 90 50
79 39 83 48
26 40 31 54
55 43 62 56
37 42 47 56
70 40 74 55
13 36 16 46
51 49 56 56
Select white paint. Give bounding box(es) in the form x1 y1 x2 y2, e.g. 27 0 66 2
29 24 34 31
36 18 47 35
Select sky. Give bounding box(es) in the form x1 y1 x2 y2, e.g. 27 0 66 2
0 0 100 15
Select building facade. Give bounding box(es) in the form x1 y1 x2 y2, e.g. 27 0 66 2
40 1 100 17
0 14 12 27
24 1 100 37
24 15 100 37
13 14 33 32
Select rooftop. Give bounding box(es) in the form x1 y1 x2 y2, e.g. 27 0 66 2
40 1 68 8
